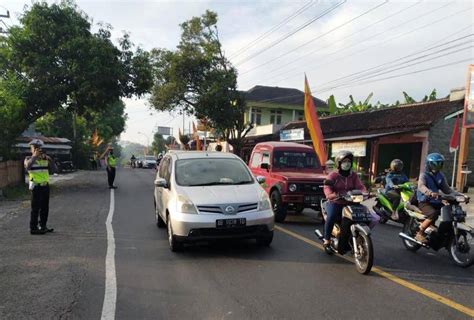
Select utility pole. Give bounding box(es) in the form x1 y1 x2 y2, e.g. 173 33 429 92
0 9 10 34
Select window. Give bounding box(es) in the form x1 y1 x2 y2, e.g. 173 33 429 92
251 108 262 125
272 151 320 169
175 158 253 186
270 110 282 125
250 152 262 168
262 153 270 165
297 110 305 121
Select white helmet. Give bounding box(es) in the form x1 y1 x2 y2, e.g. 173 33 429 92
28 139 44 147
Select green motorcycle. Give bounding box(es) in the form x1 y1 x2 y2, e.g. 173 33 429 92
373 179 415 224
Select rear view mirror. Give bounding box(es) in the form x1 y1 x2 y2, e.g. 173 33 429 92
256 176 266 184
323 179 335 186
154 178 168 188
260 163 270 170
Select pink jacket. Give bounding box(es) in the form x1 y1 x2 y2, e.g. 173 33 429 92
324 171 367 204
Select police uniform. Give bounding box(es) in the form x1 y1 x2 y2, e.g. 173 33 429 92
106 154 117 188
25 155 54 234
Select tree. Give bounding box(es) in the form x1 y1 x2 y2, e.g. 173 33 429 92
0 1 152 159
151 132 166 155
149 10 251 156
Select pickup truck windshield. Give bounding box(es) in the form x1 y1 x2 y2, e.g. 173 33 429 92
272 151 320 169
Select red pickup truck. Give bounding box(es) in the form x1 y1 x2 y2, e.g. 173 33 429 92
249 142 326 222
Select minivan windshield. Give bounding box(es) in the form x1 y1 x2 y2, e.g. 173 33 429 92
175 158 254 186
146 156 156 160
272 151 320 169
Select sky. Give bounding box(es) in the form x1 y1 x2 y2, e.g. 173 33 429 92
1 0 473 144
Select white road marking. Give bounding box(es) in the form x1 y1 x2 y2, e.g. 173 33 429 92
101 189 117 320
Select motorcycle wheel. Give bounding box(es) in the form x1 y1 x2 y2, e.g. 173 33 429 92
449 230 474 268
402 217 421 252
354 233 373 275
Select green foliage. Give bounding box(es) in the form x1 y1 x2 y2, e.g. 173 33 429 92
0 1 152 160
151 132 167 155
149 10 251 155
327 95 337 114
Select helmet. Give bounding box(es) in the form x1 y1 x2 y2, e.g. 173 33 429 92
426 153 444 172
28 139 44 147
335 151 354 169
390 159 404 172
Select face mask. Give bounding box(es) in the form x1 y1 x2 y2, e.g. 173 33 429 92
340 162 351 171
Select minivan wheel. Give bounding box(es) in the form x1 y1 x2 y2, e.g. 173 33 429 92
167 216 183 252
256 231 274 247
271 190 288 223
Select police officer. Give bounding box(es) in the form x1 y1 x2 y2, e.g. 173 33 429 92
24 139 57 235
102 147 117 189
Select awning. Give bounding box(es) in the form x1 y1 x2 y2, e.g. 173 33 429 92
15 143 72 150
298 129 422 143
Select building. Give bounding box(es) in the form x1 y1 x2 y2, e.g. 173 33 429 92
242 91 474 186
243 85 328 137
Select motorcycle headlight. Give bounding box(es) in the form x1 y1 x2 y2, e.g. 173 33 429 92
177 194 197 214
258 191 271 211
289 184 297 192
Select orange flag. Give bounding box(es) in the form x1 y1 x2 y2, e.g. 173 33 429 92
304 75 327 165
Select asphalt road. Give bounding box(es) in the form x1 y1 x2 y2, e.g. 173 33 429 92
0 168 472 319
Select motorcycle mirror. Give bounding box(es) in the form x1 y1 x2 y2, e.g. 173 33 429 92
323 179 335 186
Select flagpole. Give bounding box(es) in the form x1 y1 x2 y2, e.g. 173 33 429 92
451 148 458 188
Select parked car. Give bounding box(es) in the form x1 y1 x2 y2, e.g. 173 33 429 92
142 155 157 169
136 156 144 168
249 142 326 222
153 151 274 251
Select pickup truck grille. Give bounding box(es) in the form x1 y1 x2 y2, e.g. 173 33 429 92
298 183 324 194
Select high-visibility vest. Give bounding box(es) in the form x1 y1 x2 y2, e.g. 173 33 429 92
28 158 49 184
107 155 117 167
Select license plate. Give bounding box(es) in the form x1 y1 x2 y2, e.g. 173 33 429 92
304 195 319 204
216 218 246 229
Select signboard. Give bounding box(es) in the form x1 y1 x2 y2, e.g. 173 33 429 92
280 128 304 141
463 64 474 128
157 126 172 136
331 140 367 157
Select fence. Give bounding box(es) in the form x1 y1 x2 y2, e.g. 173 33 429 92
0 160 23 189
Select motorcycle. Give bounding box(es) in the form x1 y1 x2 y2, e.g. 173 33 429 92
373 180 415 224
399 193 473 268
315 180 375 275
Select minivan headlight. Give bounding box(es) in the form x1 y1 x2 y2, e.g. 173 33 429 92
177 194 197 214
258 191 271 211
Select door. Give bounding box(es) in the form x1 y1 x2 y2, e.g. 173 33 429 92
161 157 173 222
156 157 170 218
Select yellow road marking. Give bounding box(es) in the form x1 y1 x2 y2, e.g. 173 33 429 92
274 225 474 317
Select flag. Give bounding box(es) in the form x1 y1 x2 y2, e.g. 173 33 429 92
449 115 460 153
192 122 201 150
304 75 327 165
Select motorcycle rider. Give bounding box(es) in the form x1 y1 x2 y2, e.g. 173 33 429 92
323 151 369 252
416 153 457 243
385 159 409 220
130 154 136 168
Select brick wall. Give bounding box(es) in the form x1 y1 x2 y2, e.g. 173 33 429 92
0 161 23 189
429 118 474 186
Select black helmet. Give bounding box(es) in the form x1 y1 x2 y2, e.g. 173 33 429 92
390 159 404 172
335 151 354 169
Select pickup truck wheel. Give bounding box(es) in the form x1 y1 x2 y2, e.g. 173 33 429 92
271 190 288 222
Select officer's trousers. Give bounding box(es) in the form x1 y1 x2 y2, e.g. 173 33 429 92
107 167 116 187
30 185 50 230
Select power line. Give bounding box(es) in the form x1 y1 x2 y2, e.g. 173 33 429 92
228 0 315 59
316 34 474 91
270 2 465 85
238 1 389 75
317 58 472 94
246 0 423 83
235 1 347 66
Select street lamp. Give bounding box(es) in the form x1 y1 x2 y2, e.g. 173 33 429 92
138 131 150 155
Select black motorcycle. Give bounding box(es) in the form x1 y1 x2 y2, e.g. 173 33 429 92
399 193 473 268
315 180 374 275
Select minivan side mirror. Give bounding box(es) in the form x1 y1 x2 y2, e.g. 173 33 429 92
154 178 168 188
260 163 270 170
323 179 335 186
256 176 266 184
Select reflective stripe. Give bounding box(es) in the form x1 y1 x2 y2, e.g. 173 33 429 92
28 159 49 184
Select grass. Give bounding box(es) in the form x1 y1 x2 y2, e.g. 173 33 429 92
0 183 30 200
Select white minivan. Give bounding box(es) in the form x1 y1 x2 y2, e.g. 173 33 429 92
153 151 274 251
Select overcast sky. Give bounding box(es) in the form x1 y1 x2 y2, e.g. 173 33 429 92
1 0 473 144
